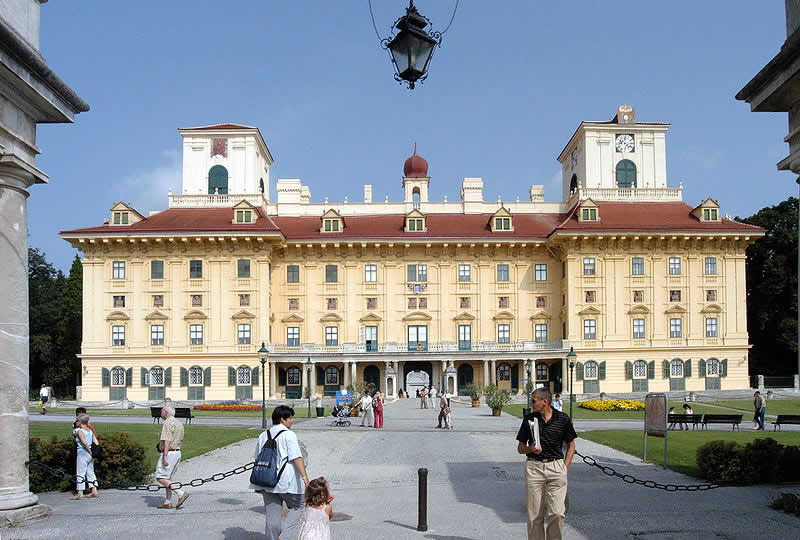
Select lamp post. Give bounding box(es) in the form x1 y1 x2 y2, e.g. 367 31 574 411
306 358 313 418
524 358 533 417
383 1 441 89
567 347 577 421
258 342 268 429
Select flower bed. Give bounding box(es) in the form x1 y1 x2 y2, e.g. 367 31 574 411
580 399 645 411
193 403 263 411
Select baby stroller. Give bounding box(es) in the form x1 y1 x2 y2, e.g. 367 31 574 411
331 404 352 427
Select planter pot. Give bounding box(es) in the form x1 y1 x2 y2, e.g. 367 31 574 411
471 400 480 407
350 407 360 417
316 406 325 417
491 408 502 416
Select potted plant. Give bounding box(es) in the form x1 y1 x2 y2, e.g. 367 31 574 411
466 383 483 407
485 384 512 416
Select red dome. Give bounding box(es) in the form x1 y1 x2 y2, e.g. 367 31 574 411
404 151 428 178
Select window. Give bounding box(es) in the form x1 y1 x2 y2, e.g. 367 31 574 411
150 367 164 386
325 326 338 346
583 258 596 276
633 318 645 339
287 327 300 346
494 217 511 230
287 265 300 283
706 290 717 302
112 325 125 346
287 366 301 385
670 359 684 377
497 264 509 282
288 298 299 310
407 264 427 282
151 260 164 279
535 324 548 343
536 296 546 308
584 361 598 379
499 296 509 308
111 367 125 386
191 294 202 307
581 208 598 221
631 257 644 276
365 264 377 282
583 319 596 340
113 295 125 308
365 326 377 350
189 260 203 278
239 294 250 307
150 324 164 346
498 363 511 381
703 208 718 221
535 264 548 281
707 358 720 376
418 297 427 309
536 364 548 380
325 265 338 283
458 325 471 350
562 294 566 306
327 298 337 310
367 297 377 310
237 259 251 278
408 325 428 351
408 297 417 309
235 209 253 224
633 290 643 303
189 324 203 345
237 323 251 345
208 165 228 194
669 290 681 302
153 295 164 308
458 264 471 282
705 317 718 338
113 211 129 225
668 257 681 275
615 159 637 188
325 366 339 384
189 366 203 385
407 218 424 231
112 261 125 280
670 318 682 338
497 324 510 344
323 218 340 232
585 291 595 303
460 297 470 309
705 257 717 275
237 366 251 385
633 360 647 378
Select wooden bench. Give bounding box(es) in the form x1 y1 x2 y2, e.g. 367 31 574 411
701 413 743 431
150 406 195 424
667 413 703 429
772 414 800 431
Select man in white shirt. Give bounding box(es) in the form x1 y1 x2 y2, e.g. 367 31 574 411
251 405 308 540
360 391 374 427
39 384 50 414
429 386 437 407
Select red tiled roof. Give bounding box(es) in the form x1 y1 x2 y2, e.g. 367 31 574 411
179 123 256 131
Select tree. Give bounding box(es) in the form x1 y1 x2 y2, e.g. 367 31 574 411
56 255 83 390
737 197 798 375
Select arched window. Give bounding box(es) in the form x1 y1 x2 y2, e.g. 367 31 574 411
706 358 720 376
150 366 164 386
584 361 598 379
111 366 126 386
615 159 637 188
412 187 421 209
208 165 229 194
497 363 511 381
237 365 251 385
189 366 203 385
287 366 301 385
259 178 265 194
569 174 578 194
670 359 684 377
633 360 647 378
325 366 339 385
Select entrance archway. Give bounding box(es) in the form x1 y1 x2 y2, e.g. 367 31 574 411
403 361 432 396
364 364 380 393
457 363 473 396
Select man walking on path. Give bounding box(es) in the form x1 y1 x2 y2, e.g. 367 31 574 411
155 404 190 509
39 384 49 414
516 387 576 540
753 391 766 431
436 392 448 428
360 391 374 427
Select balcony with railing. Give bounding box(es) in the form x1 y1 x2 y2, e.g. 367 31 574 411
168 192 267 208
266 340 569 355
571 184 683 202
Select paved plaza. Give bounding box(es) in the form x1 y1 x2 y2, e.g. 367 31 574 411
10 399 800 539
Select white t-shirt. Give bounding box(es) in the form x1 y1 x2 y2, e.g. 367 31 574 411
40 387 49 398
360 395 373 410
430 388 437 398
250 424 304 494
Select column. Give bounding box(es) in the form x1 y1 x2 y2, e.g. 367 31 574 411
517 360 525 394
440 360 447 390
483 360 490 388
350 361 357 385
0 167 39 512
397 361 404 395
490 360 497 385
309 364 316 397
269 362 277 399
343 361 351 387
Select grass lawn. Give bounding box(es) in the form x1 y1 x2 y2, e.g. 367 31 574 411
30 422 260 465
35 407 330 418
698 399 800 416
503 401 719 420
579 429 800 478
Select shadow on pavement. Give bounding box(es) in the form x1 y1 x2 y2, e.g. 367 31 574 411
383 519 417 531
143 495 163 507
446 461 526 525
424 535 479 540
221 527 262 539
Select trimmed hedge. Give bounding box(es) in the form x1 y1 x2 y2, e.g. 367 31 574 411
697 437 800 484
29 432 149 493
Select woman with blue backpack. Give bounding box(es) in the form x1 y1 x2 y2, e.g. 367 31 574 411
250 405 309 540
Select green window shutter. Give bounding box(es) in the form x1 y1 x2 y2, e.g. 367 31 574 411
684 359 692 378
576 361 584 381
180 367 188 387
125 368 133 387
625 361 632 380
647 361 655 380
228 367 236 386
720 359 728 377
141 367 149 387
252 366 259 386
204 367 212 387
407 265 416 282
279 368 287 386
101 368 110 387
598 361 606 380
699 359 706 377
317 366 325 385
663 360 670 379
164 367 172 387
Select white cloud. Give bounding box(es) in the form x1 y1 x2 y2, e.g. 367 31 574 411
120 150 181 213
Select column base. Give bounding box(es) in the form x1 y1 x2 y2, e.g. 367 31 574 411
0 503 50 528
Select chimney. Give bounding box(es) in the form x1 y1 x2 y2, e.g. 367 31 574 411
529 185 544 202
364 184 373 203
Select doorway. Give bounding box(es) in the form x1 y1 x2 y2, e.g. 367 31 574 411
457 363 473 396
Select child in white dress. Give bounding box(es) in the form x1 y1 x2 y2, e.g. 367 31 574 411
298 477 334 540
445 406 453 430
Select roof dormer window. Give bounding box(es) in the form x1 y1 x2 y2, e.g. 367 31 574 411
577 199 599 222
692 198 721 222
491 206 514 232
405 209 426 232
323 218 340 232
703 208 718 221
231 200 258 224
236 209 254 224
320 208 343 233
109 202 143 226
113 212 129 225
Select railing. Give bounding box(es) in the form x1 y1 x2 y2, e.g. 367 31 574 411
573 186 683 202
267 340 569 354
168 192 267 208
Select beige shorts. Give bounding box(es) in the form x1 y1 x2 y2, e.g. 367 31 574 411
155 450 181 479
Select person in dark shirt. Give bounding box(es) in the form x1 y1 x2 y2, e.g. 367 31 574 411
516 387 576 540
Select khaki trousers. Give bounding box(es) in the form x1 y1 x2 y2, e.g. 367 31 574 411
524 459 568 540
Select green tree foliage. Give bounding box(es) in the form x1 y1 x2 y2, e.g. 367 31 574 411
737 197 798 375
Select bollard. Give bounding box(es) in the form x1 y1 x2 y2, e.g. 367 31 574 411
417 468 428 532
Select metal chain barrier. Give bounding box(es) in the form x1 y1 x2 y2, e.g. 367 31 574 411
574 451 724 491
26 460 255 491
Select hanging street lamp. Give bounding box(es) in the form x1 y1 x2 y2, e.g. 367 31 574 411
567 347 577 421
258 342 268 429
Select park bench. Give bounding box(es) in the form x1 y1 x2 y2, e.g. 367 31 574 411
150 406 195 424
771 414 800 431
700 413 742 431
667 413 702 429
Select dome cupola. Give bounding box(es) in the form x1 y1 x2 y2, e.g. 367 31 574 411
403 148 428 178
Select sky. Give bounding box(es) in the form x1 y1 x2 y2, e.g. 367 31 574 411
32 1 797 271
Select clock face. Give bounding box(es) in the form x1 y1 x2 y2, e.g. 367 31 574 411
615 134 634 153
570 149 578 170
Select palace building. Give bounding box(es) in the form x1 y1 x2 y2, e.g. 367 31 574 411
61 106 763 402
